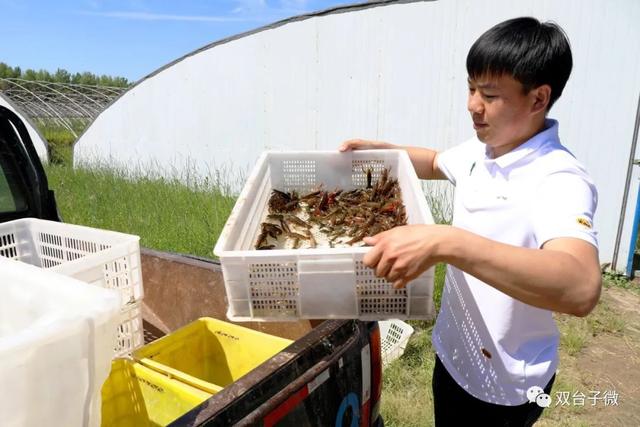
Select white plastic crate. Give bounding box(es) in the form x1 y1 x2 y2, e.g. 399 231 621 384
379 319 415 366
115 302 144 357
214 150 435 321
0 218 143 307
0 218 144 355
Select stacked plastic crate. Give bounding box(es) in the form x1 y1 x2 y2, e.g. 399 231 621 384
101 318 293 425
0 218 144 356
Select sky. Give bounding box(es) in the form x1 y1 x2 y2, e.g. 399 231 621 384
1 0 355 83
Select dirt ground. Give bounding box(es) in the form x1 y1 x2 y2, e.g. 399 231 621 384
537 286 640 427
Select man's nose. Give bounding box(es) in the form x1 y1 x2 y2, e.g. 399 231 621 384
467 92 483 114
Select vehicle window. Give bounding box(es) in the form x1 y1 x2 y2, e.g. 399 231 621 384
0 152 28 214
0 167 14 211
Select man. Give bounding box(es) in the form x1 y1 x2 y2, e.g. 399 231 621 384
340 17 600 426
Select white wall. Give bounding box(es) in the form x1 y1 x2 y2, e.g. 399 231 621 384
0 94 49 161
74 0 640 266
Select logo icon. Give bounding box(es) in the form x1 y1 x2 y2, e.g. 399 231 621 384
536 393 552 408
576 217 592 229
527 386 551 408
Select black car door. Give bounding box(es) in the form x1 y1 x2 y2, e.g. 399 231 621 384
0 105 59 223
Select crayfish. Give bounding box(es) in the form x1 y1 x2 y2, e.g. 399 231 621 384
254 166 407 249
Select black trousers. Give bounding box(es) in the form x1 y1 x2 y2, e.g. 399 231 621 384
432 355 555 427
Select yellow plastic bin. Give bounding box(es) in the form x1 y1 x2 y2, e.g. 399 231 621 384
134 317 293 394
101 359 211 427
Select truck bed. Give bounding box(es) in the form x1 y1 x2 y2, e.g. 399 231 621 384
140 249 382 427
140 248 319 342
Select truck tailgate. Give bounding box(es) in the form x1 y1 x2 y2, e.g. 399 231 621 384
170 320 381 426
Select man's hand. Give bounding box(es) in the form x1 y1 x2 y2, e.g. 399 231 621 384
363 224 450 289
339 138 394 151
339 139 446 180
362 224 601 316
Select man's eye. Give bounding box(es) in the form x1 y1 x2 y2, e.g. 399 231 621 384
483 94 497 100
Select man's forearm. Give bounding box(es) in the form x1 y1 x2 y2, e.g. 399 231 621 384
396 145 444 180
439 227 601 316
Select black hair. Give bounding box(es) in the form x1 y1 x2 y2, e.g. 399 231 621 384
466 17 573 110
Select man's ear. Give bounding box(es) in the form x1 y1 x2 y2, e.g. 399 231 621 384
531 85 551 113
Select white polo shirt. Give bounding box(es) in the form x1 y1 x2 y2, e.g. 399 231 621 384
431 119 598 406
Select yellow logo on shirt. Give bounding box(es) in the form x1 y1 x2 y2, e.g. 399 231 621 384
576 217 592 229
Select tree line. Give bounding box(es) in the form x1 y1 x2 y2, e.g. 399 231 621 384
0 62 130 87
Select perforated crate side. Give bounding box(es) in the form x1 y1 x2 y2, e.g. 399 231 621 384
281 158 317 193
31 224 144 307
406 272 435 319
351 158 386 188
379 320 414 366
115 303 144 357
355 260 409 318
0 220 39 264
100 248 143 306
0 230 18 260
247 261 300 318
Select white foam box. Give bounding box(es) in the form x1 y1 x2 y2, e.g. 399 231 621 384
0 257 120 427
214 150 435 321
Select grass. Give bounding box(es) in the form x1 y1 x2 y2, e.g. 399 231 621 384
32 121 87 165
0 168 17 212
45 162 449 424
380 271 632 426
422 181 453 225
43 163 636 426
558 317 590 357
602 271 640 294
380 263 444 427
45 162 236 258
538 276 632 426
381 326 435 427
554 277 626 357
379 185 449 427
39 125 76 165
556 273 631 358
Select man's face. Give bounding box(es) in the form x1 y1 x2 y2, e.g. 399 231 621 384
467 74 539 157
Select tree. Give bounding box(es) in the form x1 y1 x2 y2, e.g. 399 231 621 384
113 77 129 87
0 62 129 87
71 72 82 84
0 62 10 78
99 74 112 86
23 69 37 81
35 69 53 82
54 68 71 84
80 71 97 85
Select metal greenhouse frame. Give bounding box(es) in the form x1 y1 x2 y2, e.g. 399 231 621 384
0 78 126 136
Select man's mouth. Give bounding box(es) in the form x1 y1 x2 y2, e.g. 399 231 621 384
473 121 488 130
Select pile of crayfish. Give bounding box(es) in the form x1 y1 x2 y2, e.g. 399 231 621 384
255 167 407 250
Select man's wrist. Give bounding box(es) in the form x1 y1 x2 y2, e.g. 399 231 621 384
374 140 394 149
433 225 463 264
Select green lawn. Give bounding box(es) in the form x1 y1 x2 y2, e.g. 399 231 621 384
380 263 444 427
45 163 634 426
45 163 236 258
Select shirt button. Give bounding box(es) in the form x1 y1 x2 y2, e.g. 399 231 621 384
481 347 492 359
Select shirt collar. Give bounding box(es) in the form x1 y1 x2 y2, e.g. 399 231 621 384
484 119 559 169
